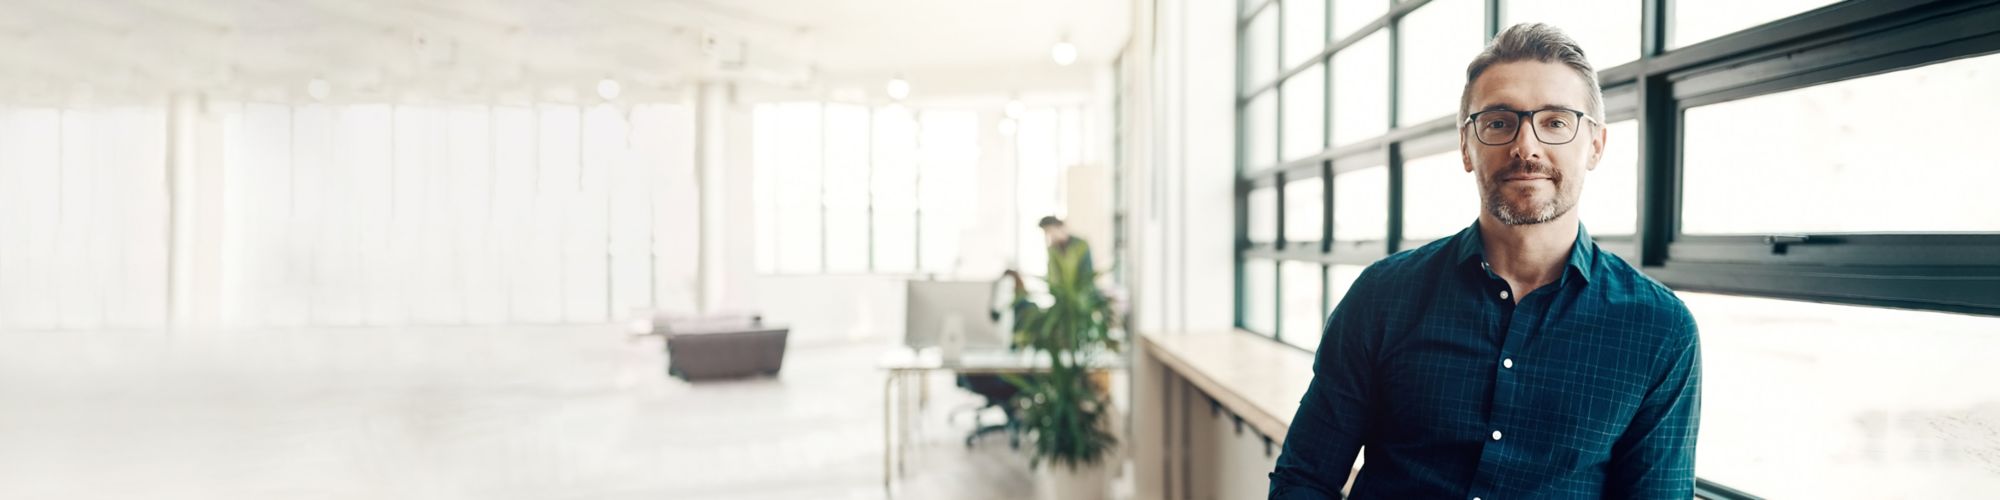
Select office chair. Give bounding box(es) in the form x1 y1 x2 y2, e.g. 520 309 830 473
957 373 1028 448
955 269 1039 449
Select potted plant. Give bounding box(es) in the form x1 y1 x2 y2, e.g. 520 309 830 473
1006 271 1120 500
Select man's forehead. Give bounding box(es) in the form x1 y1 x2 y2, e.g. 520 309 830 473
1469 60 1590 111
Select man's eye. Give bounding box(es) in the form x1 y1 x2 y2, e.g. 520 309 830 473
1485 120 1511 129
1546 119 1569 129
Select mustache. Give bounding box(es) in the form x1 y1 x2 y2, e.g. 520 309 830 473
1492 158 1560 181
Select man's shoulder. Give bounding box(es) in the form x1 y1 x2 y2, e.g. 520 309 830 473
1592 251 1699 341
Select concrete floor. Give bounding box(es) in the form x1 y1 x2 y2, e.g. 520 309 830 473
0 326 1116 500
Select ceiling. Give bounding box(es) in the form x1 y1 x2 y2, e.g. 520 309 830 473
0 0 1129 105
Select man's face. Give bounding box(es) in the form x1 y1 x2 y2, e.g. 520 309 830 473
1043 226 1068 247
1460 60 1606 226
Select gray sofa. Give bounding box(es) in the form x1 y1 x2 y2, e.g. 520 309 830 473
658 314 790 381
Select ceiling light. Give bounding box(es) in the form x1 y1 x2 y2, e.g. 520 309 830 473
1051 40 1078 66
886 76 911 101
306 78 331 102
597 78 622 101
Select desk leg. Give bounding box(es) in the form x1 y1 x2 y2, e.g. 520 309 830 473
883 370 896 497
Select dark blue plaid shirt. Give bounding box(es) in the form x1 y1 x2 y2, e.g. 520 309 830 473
1270 223 1701 499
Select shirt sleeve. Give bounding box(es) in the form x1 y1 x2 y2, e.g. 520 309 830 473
1605 307 1702 499
1269 270 1381 499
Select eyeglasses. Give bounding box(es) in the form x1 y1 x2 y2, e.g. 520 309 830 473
1463 108 1600 146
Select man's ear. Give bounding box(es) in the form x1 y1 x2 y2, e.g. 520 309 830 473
1586 121 1608 171
1459 126 1475 173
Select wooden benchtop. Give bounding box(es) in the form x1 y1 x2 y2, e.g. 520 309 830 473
1139 330 1315 444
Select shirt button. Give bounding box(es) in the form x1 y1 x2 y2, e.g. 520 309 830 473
1502 358 1514 369
1498 290 1510 300
1492 430 1504 441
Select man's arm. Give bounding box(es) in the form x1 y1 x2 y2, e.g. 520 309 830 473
1269 276 1380 499
1605 309 1702 499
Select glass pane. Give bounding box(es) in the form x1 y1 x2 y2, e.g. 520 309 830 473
1284 176 1325 245
1672 0 1840 48
1282 65 1327 162
1682 54 2000 234
1245 9 1280 89
1401 151 1479 241
1242 259 1277 335
770 103 823 273
1579 119 1636 236
825 104 871 272
1683 292 2000 498
1397 0 1485 126
1017 108 1064 279
1333 0 1387 41
1246 92 1279 169
1280 260 1325 350
1249 186 1279 243
1503 0 1641 69
1333 165 1389 241
918 110 978 273
1283 0 1327 68
873 106 918 272
1331 32 1389 147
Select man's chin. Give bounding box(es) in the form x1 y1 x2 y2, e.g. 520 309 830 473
1493 202 1560 226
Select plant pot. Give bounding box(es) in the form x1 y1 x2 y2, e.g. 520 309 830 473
1037 460 1110 500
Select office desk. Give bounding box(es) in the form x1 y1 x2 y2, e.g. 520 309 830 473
876 347 1124 496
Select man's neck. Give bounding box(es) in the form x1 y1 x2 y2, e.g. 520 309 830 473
1477 213 1578 301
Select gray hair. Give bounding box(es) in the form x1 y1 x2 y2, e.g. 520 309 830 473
1459 23 1604 123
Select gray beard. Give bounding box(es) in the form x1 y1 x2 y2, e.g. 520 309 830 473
1486 185 1576 226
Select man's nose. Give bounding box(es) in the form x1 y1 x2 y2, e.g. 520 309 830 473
1511 126 1548 161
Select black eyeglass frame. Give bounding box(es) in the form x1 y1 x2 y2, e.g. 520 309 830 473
1461 107 1603 146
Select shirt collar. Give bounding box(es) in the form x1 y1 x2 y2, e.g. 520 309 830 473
1452 220 1597 285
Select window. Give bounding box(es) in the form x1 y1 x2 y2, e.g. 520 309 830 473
1397 0 1485 125
1282 0 1327 69
1333 166 1388 242
1672 0 1842 49
1333 0 1387 41
1245 92 1279 169
1331 32 1389 147
1578 119 1637 236
1245 9 1281 89
1279 260 1324 350
1284 176 1325 246
1684 291 2000 498
824 104 872 272
1248 186 1279 244
873 106 919 273
917 111 978 273
1503 0 1642 69
1242 258 1277 335
1681 53 2000 235
751 102 987 275
1281 64 1327 162
1401 150 1479 241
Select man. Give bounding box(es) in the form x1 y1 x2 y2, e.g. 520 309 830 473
1268 24 1701 499
1040 216 1094 290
